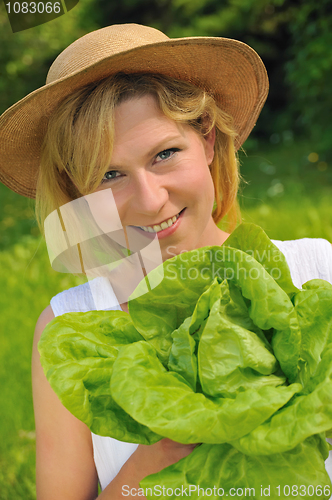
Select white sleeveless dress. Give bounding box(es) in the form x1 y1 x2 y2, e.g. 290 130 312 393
50 237 332 491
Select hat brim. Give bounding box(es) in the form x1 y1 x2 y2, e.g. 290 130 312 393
0 36 268 198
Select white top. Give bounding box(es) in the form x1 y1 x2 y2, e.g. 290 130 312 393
50 237 332 491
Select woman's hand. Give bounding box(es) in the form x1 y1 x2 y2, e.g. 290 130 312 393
99 438 197 499
134 437 198 472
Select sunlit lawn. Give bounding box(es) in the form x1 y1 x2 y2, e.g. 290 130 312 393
0 139 330 499
238 138 332 241
0 237 84 500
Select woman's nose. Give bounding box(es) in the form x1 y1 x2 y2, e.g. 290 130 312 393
130 172 168 215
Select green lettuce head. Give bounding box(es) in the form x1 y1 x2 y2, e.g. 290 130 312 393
39 223 332 499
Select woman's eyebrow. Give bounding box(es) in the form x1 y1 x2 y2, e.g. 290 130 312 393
147 134 184 158
108 134 185 170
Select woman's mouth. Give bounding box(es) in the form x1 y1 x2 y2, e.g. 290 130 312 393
132 209 185 238
139 210 182 233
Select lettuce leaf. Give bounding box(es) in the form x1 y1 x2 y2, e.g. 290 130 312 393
225 222 299 296
110 340 301 444
38 223 332 497
38 311 160 444
141 435 330 499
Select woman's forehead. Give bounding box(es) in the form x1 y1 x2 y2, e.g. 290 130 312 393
113 94 185 148
114 94 165 128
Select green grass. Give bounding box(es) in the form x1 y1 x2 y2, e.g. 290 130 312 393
0 186 38 251
0 139 330 498
238 139 332 240
241 194 332 242
0 237 84 499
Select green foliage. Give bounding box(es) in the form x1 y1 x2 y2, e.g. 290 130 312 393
285 1 332 146
1 0 332 143
0 0 98 114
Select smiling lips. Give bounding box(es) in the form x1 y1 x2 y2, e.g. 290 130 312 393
135 211 182 233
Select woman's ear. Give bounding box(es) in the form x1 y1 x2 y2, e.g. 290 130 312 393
203 126 216 166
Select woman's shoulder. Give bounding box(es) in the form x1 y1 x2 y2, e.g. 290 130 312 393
33 282 91 345
34 304 55 343
271 236 332 287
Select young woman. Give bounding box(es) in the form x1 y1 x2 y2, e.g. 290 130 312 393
0 23 331 500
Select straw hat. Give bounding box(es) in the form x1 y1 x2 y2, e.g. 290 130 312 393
0 23 269 199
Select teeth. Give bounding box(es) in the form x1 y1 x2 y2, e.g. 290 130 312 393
139 211 181 233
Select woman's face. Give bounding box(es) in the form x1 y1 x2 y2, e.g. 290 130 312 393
93 94 229 261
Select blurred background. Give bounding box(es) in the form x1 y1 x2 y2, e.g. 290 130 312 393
0 0 331 497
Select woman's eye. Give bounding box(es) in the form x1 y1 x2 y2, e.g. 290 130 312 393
102 170 120 182
156 148 179 162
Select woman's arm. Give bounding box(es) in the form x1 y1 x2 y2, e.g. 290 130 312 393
98 439 197 499
32 307 196 500
32 306 99 500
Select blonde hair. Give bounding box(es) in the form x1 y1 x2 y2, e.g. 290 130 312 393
36 73 240 233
